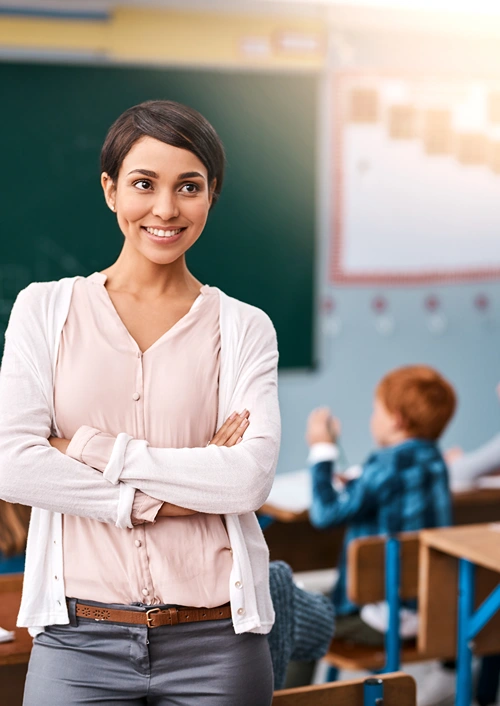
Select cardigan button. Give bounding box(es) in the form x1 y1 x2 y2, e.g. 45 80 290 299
237 608 245 615
235 581 242 589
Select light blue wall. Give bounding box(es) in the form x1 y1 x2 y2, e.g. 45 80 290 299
278 283 500 473
276 27 500 474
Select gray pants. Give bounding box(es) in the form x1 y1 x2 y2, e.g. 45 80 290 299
23 600 273 705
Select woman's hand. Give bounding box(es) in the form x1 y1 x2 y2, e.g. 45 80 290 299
209 410 250 447
49 437 70 454
157 503 198 517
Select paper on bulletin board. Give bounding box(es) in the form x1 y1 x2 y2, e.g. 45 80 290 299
331 73 500 285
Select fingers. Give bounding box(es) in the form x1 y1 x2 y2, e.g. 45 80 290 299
209 410 250 446
225 416 250 447
330 416 341 439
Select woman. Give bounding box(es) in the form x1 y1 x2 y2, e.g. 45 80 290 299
0 100 280 705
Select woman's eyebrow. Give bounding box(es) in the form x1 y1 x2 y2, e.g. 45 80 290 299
178 171 206 180
126 169 205 180
127 168 158 178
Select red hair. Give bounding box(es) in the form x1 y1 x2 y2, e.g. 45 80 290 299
377 365 456 441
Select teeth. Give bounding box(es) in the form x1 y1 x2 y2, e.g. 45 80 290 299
146 227 182 238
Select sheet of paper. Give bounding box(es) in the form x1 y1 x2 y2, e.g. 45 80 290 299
477 476 500 489
265 470 311 513
0 626 15 643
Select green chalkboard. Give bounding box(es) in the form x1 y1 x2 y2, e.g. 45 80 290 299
0 61 317 368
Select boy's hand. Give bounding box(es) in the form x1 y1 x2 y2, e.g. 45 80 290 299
306 408 341 446
209 410 250 447
444 447 464 465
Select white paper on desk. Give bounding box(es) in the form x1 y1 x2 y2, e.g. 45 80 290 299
476 476 500 489
266 465 364 514
265 470 311 513
0 626 15 643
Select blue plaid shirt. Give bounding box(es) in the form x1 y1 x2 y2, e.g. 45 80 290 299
309 438 452 615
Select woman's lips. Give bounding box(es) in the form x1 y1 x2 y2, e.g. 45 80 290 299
141 226 186 244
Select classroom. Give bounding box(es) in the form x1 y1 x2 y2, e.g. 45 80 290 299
0 1 499 705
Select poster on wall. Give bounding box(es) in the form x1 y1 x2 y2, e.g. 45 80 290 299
331 72 500 285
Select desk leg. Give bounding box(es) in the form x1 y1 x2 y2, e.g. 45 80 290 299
456 559 475 706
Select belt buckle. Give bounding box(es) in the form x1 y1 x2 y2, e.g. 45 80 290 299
146 607 161 628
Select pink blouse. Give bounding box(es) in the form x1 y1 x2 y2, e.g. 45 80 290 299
55 273 233 607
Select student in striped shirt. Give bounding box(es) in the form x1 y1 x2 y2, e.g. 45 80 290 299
307 365 456 643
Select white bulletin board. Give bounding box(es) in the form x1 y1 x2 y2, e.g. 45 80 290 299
331 72 500 285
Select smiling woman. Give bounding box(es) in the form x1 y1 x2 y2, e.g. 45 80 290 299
0 101 280 706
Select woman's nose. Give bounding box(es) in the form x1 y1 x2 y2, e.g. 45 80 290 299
151 192 180 221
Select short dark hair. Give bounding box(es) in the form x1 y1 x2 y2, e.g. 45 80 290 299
100 100 225 208
377 365 456 441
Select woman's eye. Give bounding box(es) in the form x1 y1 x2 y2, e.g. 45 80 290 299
180 183 200 194
133 180 152 191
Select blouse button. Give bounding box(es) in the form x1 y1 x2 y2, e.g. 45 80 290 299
132 393 140 401
135 540 142 548
142 588 149 596
237 608 245 615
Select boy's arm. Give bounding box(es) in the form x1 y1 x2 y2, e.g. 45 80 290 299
309 454 381 530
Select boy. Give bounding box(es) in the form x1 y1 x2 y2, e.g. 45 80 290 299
307 365 456 642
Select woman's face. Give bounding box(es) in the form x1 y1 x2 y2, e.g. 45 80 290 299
101 136 215 266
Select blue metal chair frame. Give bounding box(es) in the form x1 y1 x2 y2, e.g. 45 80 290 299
456 559 500 706
260 514 402 683
384 536 402 673
364 677 384 705
258 514 275 531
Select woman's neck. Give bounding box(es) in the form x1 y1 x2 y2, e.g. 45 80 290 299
102 243 201 299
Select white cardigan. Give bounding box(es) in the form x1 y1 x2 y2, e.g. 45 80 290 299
0 277 280 636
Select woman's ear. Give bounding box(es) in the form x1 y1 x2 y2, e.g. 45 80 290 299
101 172 117 212
208 178 217 207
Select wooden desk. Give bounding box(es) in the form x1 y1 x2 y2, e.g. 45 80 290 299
260 488 500 573
453 488 500 525
0 576 31 706
419 524 500 706
272 672 416 706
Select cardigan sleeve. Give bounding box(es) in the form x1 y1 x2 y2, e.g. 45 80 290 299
70 309 281 515
0 285 136 528
448 432 500 490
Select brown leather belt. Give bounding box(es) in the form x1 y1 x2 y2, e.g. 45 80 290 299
74 601 232 629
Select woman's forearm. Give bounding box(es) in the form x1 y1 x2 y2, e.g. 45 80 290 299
0 311 134 527
449 432 500 486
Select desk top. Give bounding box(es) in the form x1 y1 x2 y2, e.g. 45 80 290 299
420 523 500 574
0 576 31 667
261 479 500 524
453 488 500 506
